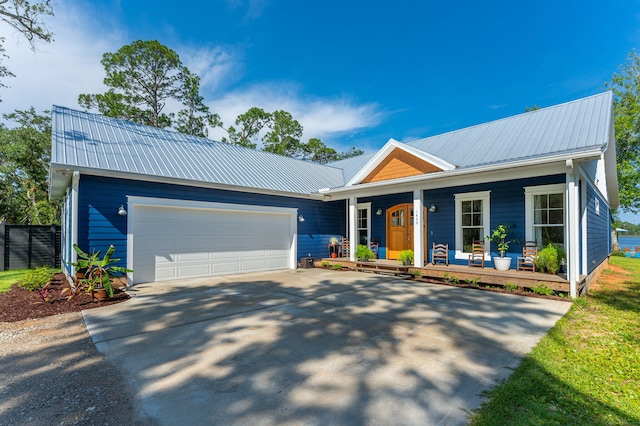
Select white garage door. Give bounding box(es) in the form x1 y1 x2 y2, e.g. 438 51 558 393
131 202 295 284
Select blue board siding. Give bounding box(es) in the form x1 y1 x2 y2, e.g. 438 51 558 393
76 175 345 268
586 185 610 274
357 175 563 265
424 175 564 266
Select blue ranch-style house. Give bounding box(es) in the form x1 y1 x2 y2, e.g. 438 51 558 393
49 92 619 298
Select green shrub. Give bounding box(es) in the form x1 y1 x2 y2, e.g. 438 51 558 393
332 263 342 270
464 277 480 286
19 266 56 292
398 250 414 266
321 261 331 268
531 282 554 296
535 244 560 274
412 270 422 278
355 244 375 261
504 282 519 291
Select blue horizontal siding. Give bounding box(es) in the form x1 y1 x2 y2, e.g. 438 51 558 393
586 185 610 274
77 175 345 269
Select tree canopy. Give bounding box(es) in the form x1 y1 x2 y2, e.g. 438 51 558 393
222 107 364 164
0 108 59 224
606 50 640 213
78 40 218 137
0 0 54 96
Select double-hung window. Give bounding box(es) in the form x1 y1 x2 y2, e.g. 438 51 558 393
525 184 565 249
356 203 371 245
455 191 491 256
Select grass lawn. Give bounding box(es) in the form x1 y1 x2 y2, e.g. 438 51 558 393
470 256 640 425
0 269 28 293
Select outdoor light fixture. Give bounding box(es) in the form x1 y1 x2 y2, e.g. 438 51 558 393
298 215 305 222
376 208 383 216
429 204 436 213
118 205 127 216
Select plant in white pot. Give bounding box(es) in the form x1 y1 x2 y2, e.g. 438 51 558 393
487 224 517 271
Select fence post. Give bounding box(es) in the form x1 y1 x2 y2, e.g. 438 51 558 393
0 223 5 271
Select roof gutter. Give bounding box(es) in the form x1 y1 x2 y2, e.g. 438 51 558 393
49 163 327 201
320 148 604 197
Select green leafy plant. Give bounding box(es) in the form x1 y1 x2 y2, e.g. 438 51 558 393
355 244 375 261
531 282 554 296
398 249 414 266
412 270 422 278
66 244 132 298
321 261 331 268
19 266 57 302
487 223 518 257
332 263 342 270
535 244 560 274
464 277 480 286
443 272 460 284
504 282 519 292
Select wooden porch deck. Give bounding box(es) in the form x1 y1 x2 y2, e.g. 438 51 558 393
317 257 573 293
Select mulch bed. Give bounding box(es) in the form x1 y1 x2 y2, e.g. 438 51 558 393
0 273 129 323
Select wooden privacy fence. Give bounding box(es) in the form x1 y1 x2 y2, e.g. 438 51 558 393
0 224 61 271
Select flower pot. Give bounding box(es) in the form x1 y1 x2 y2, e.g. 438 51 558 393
331 253 337 258
493 257 511 271
92 288 110 301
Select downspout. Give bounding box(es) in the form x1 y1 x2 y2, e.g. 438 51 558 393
70 171 80 274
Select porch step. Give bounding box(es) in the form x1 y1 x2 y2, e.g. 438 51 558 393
354 261 412 277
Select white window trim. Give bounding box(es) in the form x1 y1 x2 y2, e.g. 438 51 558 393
454 190 491 260
524 183 565 243
356 202 372 245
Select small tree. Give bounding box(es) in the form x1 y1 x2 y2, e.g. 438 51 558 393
487 224 517 258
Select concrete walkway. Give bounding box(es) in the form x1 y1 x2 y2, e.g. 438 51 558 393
83 269 571 425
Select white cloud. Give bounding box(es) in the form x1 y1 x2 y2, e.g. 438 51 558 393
0 1 125 115
0 1 384 150
208 83 384 147
180 46 243 94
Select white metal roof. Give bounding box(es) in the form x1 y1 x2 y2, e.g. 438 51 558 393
50 106 345 197
330 92 614 183
49 92 615 200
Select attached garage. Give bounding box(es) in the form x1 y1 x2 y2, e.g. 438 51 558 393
128 197 298 284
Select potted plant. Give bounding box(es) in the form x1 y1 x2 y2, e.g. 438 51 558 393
535 244 560 274
487 224 517 271
67 244 132 300
328 236 340 258
355 244 374 262
398 249 414 266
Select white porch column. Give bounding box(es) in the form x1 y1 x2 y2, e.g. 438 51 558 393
348 196 357 261
566 163 580 298
413 188 425 267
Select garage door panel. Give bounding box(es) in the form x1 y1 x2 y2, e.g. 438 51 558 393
212 250 241 260
178 264 211 277
133 205 293 283
178 252 211 262
242 259 267 271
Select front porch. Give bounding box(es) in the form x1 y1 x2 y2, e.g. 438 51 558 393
317 257 576 294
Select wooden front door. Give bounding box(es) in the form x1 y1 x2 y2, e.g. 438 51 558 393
386 203 426 260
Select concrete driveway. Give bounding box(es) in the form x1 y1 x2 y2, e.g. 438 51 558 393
83 269 571 425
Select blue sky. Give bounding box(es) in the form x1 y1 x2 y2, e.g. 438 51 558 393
1 0 639 221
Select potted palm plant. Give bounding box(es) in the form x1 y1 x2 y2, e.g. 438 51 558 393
487 224 517 271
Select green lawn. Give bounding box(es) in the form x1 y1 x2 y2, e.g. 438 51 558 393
0 269 28 293
470 256 640 425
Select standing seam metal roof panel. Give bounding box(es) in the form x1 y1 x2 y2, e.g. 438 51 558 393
51 106 345 194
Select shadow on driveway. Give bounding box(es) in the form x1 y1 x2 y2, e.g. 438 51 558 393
83 269 571 425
